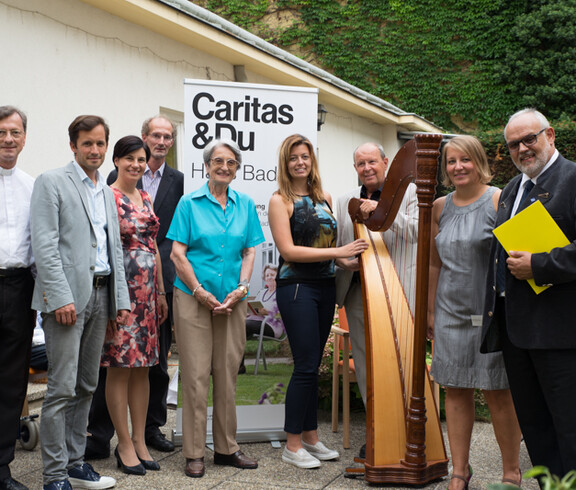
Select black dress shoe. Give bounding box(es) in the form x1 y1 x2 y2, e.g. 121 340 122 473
214 450 258 469
84 437 110 460
0 477 28 490
359 443 366 459
146 432 175 452
138 457 160 471
114 447 146 476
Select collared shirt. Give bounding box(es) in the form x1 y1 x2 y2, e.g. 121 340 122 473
72 161 110 274
360 182 383 201
0 166 35 268
142 162 165 202
511 149 559 216
167 182 264 302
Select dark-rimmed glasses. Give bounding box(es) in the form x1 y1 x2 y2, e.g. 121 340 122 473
506 128 547 152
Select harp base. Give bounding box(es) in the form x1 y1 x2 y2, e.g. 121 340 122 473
364 459 448 485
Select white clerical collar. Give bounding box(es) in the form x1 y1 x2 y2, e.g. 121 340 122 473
0 166 15 176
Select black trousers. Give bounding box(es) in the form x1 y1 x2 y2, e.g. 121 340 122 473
0 269 35 479
498 298 576 479
87 293 173 444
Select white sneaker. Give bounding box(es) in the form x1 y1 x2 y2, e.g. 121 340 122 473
301 441 339 461
68 462 116 489
282 447 321 469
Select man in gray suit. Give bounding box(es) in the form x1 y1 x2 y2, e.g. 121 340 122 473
31 115 130 490
86 115 184 457
335 142 418 457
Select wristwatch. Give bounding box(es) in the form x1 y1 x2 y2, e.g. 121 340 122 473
237 280 249 297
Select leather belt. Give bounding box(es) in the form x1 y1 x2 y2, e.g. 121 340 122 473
93 274 110 288
0 267 31 277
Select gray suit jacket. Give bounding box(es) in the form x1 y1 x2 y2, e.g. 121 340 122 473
335 183 419 312
31 162 130 317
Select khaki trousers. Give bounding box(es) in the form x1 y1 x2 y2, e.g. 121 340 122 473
173 288 246 459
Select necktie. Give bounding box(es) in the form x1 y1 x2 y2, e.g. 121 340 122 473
518 180 535 208
496 180 535 294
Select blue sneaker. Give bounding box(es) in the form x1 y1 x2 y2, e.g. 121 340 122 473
67 463 115 489
43 481 72 490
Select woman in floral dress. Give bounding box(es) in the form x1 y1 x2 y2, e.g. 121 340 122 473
101 135 168 475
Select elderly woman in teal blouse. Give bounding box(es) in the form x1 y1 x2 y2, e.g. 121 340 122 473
168 139 264 479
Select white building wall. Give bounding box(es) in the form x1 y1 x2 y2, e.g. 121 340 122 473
2 0 405 201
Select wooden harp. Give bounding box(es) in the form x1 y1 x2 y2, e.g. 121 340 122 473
348 134 448 484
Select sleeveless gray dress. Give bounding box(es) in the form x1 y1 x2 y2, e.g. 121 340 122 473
430 186 508 389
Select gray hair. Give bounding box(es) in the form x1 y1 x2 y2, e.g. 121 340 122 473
0 106 27 132
203 139 242 168
353 142 386 162
141 115 177 139
505 108 550 135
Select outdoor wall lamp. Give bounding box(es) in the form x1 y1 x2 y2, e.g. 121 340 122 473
317 104 327 131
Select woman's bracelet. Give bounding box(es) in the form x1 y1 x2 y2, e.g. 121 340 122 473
192 284 203 296
158 291 166 296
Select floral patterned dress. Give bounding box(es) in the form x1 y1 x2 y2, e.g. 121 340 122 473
101 188 160 368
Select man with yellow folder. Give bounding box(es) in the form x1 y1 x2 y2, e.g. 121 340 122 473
482 108 576 480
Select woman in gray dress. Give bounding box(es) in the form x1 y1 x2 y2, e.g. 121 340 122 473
428 136 521 489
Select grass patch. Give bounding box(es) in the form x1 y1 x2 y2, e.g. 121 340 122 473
244 338 288 357
177 362 293 407
232 363 293 405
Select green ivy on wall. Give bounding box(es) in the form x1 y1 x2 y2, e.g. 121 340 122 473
193 0 576 168
194 0 576 134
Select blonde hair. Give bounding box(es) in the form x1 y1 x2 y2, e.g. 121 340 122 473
440 135 493 187
276 134 324 204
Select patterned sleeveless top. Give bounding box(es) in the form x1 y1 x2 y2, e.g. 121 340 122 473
277 196 337 286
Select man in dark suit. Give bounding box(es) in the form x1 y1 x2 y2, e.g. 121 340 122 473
86 115 184 457
482 108 576 479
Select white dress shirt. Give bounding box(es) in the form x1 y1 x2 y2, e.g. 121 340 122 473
511 149 559 216
72 161 110 274
0 166 35 268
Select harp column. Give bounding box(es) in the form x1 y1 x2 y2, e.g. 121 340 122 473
401 133 445 476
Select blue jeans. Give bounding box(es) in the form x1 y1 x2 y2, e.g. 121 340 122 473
40 286 109 484
277 282 335 434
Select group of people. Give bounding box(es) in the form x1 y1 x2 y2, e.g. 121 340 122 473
0 109 186 490
1 104 576 490
428 108 576 489
3 106 184 490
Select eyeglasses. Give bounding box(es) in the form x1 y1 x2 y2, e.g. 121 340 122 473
506 128 547 152
0 130 24 140
148 132 173 142
210 157 239 168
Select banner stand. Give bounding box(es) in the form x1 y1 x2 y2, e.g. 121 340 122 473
172 404 286 448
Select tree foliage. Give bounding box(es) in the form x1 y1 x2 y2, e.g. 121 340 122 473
498 0 576 122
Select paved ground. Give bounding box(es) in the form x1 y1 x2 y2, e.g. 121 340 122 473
15 362 538 489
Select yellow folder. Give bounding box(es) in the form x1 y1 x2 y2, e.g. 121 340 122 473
493 200 570 294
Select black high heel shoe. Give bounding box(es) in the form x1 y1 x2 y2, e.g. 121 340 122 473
114 446 146 475
138 456 160 471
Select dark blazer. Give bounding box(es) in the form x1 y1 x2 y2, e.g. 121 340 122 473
482 154 576 352
108 165 184 293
